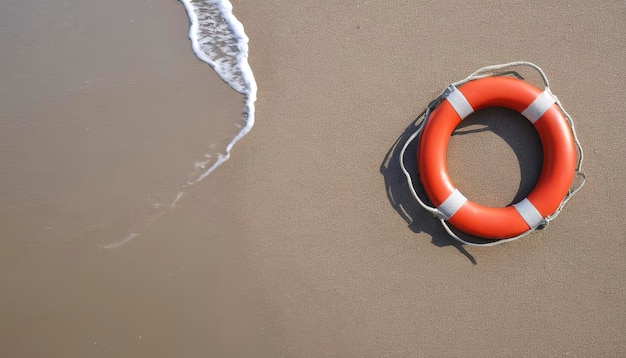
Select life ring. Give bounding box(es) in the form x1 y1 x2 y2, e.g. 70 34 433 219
417 76 576 239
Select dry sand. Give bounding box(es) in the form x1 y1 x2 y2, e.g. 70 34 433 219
2 0 626 357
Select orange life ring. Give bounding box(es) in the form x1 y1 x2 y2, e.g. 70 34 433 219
417 76 576 239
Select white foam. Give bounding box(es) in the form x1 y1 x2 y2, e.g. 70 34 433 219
179 0 257 182
102 233 140 250
170 191 186 209
107 2 256 248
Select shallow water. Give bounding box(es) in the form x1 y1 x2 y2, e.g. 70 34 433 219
0 0 252 250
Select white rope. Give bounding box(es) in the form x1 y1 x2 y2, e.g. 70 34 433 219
400 61 585 246
399 107 440 218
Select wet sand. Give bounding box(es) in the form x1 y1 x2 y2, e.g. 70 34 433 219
0 0 248 253
1 0 265 356
2 0 626 357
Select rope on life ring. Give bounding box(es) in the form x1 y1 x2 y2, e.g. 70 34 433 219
400 62 585 246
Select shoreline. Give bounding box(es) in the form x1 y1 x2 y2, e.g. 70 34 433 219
0 0 244 251
1 1 625 357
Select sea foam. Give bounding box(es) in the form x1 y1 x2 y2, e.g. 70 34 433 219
179 0 257 182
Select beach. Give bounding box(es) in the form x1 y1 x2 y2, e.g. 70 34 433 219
1 0 625 357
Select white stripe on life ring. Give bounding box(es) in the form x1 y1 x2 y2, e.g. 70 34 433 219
438 189 467 220
443 85 474 119
513 198 544 229
521 90 556 123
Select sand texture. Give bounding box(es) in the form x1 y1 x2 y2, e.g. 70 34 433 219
1 0 625 357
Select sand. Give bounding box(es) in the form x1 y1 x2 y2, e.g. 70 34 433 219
2 0 625 357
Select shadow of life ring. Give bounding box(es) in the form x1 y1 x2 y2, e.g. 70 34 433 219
417 76 576 239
